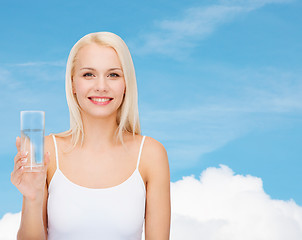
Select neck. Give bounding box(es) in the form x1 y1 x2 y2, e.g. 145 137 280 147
80 112 120 151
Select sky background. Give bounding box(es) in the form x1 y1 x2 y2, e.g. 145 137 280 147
0 0 302 238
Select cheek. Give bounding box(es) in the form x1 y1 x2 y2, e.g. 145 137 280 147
113 81 126 97
120 82 126 95
120 80 126 94
74 80 88 96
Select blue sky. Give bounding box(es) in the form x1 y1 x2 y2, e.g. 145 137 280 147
0 0 301 222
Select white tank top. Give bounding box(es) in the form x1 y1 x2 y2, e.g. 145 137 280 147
47 135 146 240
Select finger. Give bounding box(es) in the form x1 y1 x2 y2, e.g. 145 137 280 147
14 152 27 168
14 138 27 165
14 152 21 165
15 158 28 171
14 152 28 166
16 136 21 152
11 165 24 186
14 151 27 164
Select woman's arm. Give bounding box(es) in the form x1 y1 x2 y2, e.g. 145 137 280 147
17 185 48 240
144 137 171 240
12 136 51 240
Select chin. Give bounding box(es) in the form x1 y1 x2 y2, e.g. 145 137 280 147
84 110 118 119
79 102 121 120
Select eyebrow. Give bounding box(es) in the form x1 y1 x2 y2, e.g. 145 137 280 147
80 67 122 71
80 67 95 71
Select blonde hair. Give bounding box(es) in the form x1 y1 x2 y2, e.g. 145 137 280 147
55 32 140 150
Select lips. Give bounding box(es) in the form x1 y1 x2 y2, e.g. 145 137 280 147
88 97 113 105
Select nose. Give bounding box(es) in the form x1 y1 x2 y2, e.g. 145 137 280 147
94 76 109 92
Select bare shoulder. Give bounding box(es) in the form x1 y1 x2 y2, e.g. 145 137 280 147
144 136 167 159
143 136 170 181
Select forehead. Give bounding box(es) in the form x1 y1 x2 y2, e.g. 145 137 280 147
75 43 121 69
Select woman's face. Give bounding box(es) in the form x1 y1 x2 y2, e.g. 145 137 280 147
72 43 126 120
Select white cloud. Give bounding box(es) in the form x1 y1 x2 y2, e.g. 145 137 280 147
2 165 302 239
170 165 302 239
0 212 21 240
133 0 293 56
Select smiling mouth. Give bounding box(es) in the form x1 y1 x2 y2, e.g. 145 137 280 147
88 97 114 105
88 97 113 102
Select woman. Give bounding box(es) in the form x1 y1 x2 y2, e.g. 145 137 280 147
11 32 171 239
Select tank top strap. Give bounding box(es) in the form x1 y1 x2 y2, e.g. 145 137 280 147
51 134 60 170
136 136 146 170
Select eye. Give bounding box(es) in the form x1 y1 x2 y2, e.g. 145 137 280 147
83 72 94 78
107 73 120 78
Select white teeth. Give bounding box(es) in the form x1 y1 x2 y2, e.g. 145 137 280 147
91 98 111 102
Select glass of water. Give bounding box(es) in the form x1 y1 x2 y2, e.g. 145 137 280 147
20 111 45 172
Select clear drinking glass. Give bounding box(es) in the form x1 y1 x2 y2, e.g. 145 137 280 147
20 111 45 172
